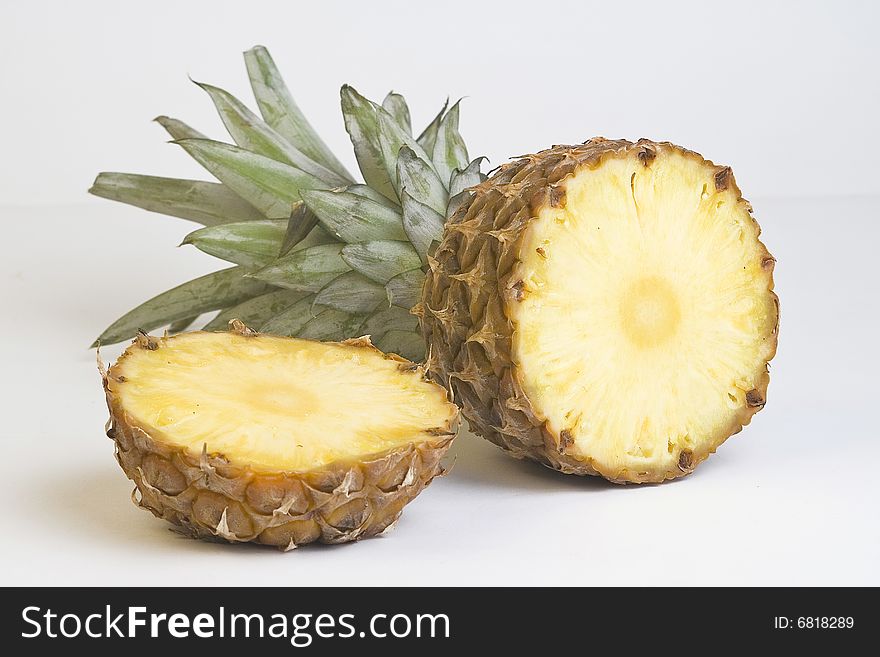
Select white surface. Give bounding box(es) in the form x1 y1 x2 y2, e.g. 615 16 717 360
2 0 879 205
2 0 878 586
2 195 878 586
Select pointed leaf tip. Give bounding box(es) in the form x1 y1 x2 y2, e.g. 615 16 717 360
449 156 487 197
432 100 469 187
341 86 436 202
382 92 412 136
154 115 206 141
341 85 396 201
416 99 449 155
89 173 264 226
244 47 352 181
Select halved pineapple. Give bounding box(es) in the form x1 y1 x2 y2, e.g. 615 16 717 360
101 325 458 548
422 139 778 483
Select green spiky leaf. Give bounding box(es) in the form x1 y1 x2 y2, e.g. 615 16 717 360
447 190 474 217
447 157 487 215
88 174 264 226
250 243 349 292
345 183 399 209
450 157 487 196
168 315 199 334
416 101 448 155
401 190 445 263
376 329 424 362
91 47 482 349
175 139 326 218
385 269 425 309
280 202 319 255
432 101 469 187
301 189 406 243
341 240 421 284
289 224 337 250
196 81 349 188
358 306 418 343
155 116 207 140
182 219 286 268
313 271 386 314
259 296 318 335
342 86 435 202
376 109 436 194
396 146 448 215
382 92 412 136
244 46 352 181
92 267 271 346
344 185 400 208
298 308 367 341
204 289 309 331
341 85 394 200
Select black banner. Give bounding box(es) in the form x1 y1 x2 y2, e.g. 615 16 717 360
2 587 872 651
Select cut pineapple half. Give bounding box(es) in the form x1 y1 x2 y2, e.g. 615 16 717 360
510 146 777 480
422 139 778 483
102 327 458 548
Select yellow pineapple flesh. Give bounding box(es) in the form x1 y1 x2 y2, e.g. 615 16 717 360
510 147 777 479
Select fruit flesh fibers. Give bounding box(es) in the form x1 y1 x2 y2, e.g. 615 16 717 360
509 147 777 478
111 332 456 471
421 139 778 483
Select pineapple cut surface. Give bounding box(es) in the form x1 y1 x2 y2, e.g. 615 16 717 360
422 139 779 483
102 329 458 547
110 331 455 471
509 148 776 478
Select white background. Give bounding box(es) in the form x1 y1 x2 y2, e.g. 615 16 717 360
1 0 878 585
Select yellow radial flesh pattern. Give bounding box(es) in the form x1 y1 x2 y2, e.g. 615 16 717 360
109 332 456 472
509 149 776 476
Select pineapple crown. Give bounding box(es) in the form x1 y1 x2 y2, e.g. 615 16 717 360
90 45 485 360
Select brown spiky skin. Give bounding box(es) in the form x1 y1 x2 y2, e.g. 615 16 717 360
418 138 779 484
102 332 457 549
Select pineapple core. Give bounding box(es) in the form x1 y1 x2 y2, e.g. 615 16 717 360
108 332 456 472
510 148 776 475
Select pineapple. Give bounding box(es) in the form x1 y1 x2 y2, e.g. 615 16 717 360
90 46 483 363
92 49 779 485
101 323 458 548
421 139 779 483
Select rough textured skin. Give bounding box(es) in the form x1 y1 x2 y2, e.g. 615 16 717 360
101 332 457 549
419 138 779 483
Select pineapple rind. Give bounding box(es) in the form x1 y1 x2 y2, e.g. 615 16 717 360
102 331 457 548
420 139 778 483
